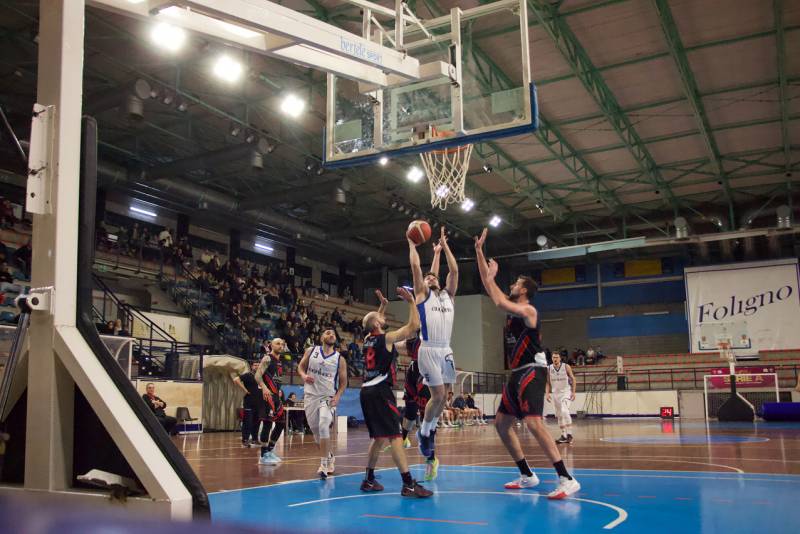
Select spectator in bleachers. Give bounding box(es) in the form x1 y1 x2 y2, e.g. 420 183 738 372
0 198 16 229
0 264 13 285
12 239 31 277
575 347 586 366
586 346 596 365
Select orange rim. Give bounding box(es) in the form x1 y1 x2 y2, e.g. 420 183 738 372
428 129 470 155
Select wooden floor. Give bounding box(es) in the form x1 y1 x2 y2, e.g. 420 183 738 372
176 418 800 493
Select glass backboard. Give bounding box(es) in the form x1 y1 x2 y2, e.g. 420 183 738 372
324 0 536 167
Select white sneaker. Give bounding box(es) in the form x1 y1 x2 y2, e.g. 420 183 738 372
547 476 580 500
504 473 540 489
317 461 328 479
259 452 279 466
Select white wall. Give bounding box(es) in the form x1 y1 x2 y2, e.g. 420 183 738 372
139 311 192 343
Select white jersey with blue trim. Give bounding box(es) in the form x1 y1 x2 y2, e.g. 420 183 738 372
548 363 571 396
304 345 341 399
417 289 455 347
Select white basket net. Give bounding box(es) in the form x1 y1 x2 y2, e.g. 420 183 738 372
419 131 472 210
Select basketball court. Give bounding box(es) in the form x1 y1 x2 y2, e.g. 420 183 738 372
188 420 800 532
1 0 800 533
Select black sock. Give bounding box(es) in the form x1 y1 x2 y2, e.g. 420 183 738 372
401 471 414 486
427 452 436 462
260 446 268 455
553 460 572 480
516 458 533 477
366 468 375 481
402 428 409 440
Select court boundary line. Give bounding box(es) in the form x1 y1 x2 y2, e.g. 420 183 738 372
285 490 628 530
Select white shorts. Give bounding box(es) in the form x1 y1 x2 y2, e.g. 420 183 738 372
418 345 456 387
552 392 572 426
304 396 335 441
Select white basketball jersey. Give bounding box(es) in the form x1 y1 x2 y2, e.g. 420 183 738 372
304 346 340 398
418 289 455 346
549 364 571 395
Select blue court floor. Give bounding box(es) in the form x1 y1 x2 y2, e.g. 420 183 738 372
209 464 800 533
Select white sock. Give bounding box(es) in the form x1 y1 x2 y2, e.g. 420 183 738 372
421 419 434 436
561 428 568 437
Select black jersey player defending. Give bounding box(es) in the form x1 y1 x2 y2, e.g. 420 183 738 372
359 287 432 498
474 229 580 499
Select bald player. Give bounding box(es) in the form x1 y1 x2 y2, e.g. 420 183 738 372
359 287 432 498
255 337 288 465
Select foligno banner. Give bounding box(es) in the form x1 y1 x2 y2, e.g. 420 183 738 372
684 259 800 355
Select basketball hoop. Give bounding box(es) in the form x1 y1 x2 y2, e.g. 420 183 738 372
716 339 735 364
419 128 472 210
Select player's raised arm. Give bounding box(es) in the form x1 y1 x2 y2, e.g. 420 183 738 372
386 287 421 347
375 289 389 317
430 236 442 277
408 237 426 301
440 228 459 296
474 229 536 321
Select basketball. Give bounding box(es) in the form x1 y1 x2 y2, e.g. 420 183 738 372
406 220 432 245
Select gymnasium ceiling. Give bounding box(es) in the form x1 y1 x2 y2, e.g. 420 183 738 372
0 0 799 266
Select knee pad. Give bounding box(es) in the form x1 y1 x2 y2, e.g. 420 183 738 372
318 406 333 439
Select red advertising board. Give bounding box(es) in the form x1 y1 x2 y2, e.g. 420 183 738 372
707 366 777 389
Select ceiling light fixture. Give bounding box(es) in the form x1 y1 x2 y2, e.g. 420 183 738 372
212 55 244 83
280 94 305 118
150 22 186 53
489 215 502 227
407 166 424 183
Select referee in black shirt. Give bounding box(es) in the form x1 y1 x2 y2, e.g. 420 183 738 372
234 361 262 446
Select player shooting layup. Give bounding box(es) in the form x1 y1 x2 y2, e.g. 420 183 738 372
475 229 580 499
408 227 457 481
297 328 348 479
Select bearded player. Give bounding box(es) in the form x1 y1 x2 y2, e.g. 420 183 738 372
409 227 457 481
297 327 348 478
474 229 580 499
255 338 288 465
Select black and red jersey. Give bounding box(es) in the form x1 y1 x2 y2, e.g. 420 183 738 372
507 316 544 369
260 355 283 395
363 333 397 387
406 336 421 361
404 360 431 407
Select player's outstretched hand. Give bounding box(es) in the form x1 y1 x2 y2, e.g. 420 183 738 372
570 392 576 401
546 392 552 403
438 227 448 248
487 258 499 279
375 289 388 306
397 286 414 303
304 375 315 384
474 228 488 250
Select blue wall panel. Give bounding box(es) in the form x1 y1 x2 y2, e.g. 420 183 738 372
535 287 597 311
588 313 688 338
602 280 686 306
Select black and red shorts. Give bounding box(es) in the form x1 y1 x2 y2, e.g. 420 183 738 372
360 382 402 439
259 392 285 423
497 366 546 419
